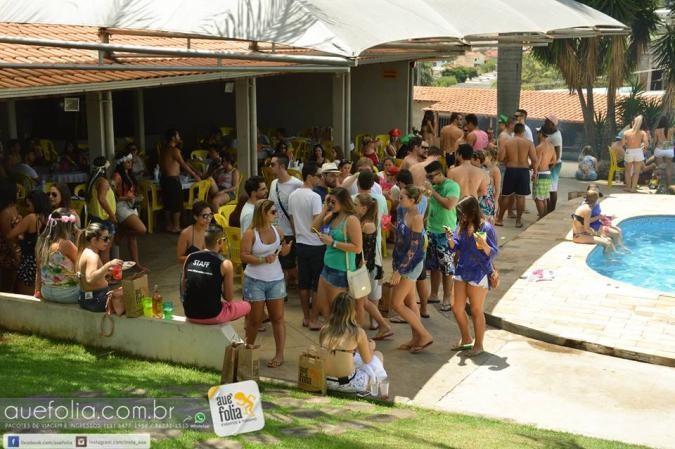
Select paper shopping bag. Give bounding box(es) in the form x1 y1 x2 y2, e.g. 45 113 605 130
237 345 260 381
122 273 147 318
220 343 242 384
298 349 326 395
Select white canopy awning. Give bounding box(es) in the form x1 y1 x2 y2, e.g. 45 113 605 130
0 0 628 58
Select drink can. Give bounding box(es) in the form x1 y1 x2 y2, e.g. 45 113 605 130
163 301 174 320
111 264 122 280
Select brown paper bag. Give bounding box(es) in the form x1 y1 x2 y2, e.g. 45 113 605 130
379 282 392 317
298 350 326 395
122 273 148 318
237 346 260 381
220 343 242 384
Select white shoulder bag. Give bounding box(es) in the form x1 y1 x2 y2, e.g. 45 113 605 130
343 221 372 298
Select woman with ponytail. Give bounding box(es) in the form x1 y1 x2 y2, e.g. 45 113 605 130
35 208 80 303
86 157 116 263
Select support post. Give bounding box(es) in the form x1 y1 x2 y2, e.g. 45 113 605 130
248 77 257 177
344 70 351 155
235 78 256 181
102 91 115 160
332 73 346 150
407 61 415 133
497 45 523 117
86 92 105 162
134 89 146 152
6 100 17 139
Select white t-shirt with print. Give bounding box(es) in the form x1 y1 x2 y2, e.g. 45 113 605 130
289 187 323 246
269 177 303 236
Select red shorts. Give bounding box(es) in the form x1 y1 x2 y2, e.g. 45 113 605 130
187 301 251 325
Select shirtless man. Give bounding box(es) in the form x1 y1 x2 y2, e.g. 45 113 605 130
532 129 557 219
621 115 649 192
410 145 439 186
160 129 201 233
495 123 538 228
440 112 464 167
447 143 488 198
400 136 426 170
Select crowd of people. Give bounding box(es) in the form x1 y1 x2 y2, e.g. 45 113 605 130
10 106 669 395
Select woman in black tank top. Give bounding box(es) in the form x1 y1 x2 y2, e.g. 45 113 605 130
176 201 213 264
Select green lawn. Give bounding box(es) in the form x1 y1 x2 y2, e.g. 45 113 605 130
0 331 649 449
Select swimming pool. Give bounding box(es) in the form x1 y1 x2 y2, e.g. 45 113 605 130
587 215 675 294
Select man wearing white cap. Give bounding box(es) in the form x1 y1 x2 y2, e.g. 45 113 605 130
314 162 340 202
543 114 563 212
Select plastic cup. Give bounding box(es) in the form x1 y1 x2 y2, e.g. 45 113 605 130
369 378 380 397
142 297 153 318
162 301 174 320
379 378 390 399
474 231 486 249
111 264 122 280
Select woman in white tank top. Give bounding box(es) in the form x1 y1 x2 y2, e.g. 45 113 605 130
240 199 292 368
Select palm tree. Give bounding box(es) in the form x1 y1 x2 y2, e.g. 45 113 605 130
533 0 660 149
653 5 675 115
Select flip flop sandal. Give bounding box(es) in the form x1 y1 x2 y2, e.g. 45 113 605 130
397 343 413 350
267 359 284 368
466 349 484 357
410 340 433 353
427 298 441 304
372 330 395 341
389 316 407 324
420 313 430 318
451 343 473 351
439 304 452 312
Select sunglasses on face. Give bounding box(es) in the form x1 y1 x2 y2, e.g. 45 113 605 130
421 145 430 150
201 213 214 219
49 192 59 198
426 172 440 180
98 235 111 243
268 209 277 215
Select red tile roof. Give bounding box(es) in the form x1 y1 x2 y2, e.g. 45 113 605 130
414 86 610 124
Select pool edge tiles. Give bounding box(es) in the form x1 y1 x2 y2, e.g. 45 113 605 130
586 215 675 295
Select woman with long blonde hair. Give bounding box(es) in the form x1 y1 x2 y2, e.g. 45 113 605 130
320 292 386 393
621 114 650 192
240 199 292 368
35 208 80 303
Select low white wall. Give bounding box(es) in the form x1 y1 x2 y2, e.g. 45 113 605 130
0 293 241 371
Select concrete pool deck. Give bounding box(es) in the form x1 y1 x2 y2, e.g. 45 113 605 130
486 193 675 366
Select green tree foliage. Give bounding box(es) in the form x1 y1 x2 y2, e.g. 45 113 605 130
520 52 567 90
433 75 458 87
416 62 434 86
442 66 478 83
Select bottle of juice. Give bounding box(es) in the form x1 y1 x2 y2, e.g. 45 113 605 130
152 285 163 319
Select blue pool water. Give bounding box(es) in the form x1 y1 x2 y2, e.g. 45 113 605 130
587 215 675 293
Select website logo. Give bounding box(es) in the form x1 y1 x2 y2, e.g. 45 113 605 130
207 381 264 437
75 436 87 447
7 435 20 447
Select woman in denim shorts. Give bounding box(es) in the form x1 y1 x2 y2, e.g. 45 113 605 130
307 188 363 331
241 199 292 368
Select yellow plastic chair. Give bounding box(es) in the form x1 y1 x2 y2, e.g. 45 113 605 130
220 126 234 137
73 183 87 198
191 149 208 160
607 145 625 187
219 204 237 223
213 213 228 229
183 179 212 211
224 226 243 282
139 180 163 234
288 168 302 180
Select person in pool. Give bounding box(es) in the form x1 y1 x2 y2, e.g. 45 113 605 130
586 184 623 248
570 190 614 252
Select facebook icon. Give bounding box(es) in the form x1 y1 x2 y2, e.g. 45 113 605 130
7 435 20 447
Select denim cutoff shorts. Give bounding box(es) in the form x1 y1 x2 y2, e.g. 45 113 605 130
320 265 348 289
243 275 287 301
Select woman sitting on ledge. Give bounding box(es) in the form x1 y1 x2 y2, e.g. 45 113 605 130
77 223 122 312
35 208 80 303
320 292 387 393
571 190 614 253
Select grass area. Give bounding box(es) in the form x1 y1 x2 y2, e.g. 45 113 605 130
0 331 649 449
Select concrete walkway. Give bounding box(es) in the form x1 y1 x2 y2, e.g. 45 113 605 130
130 170 675 448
